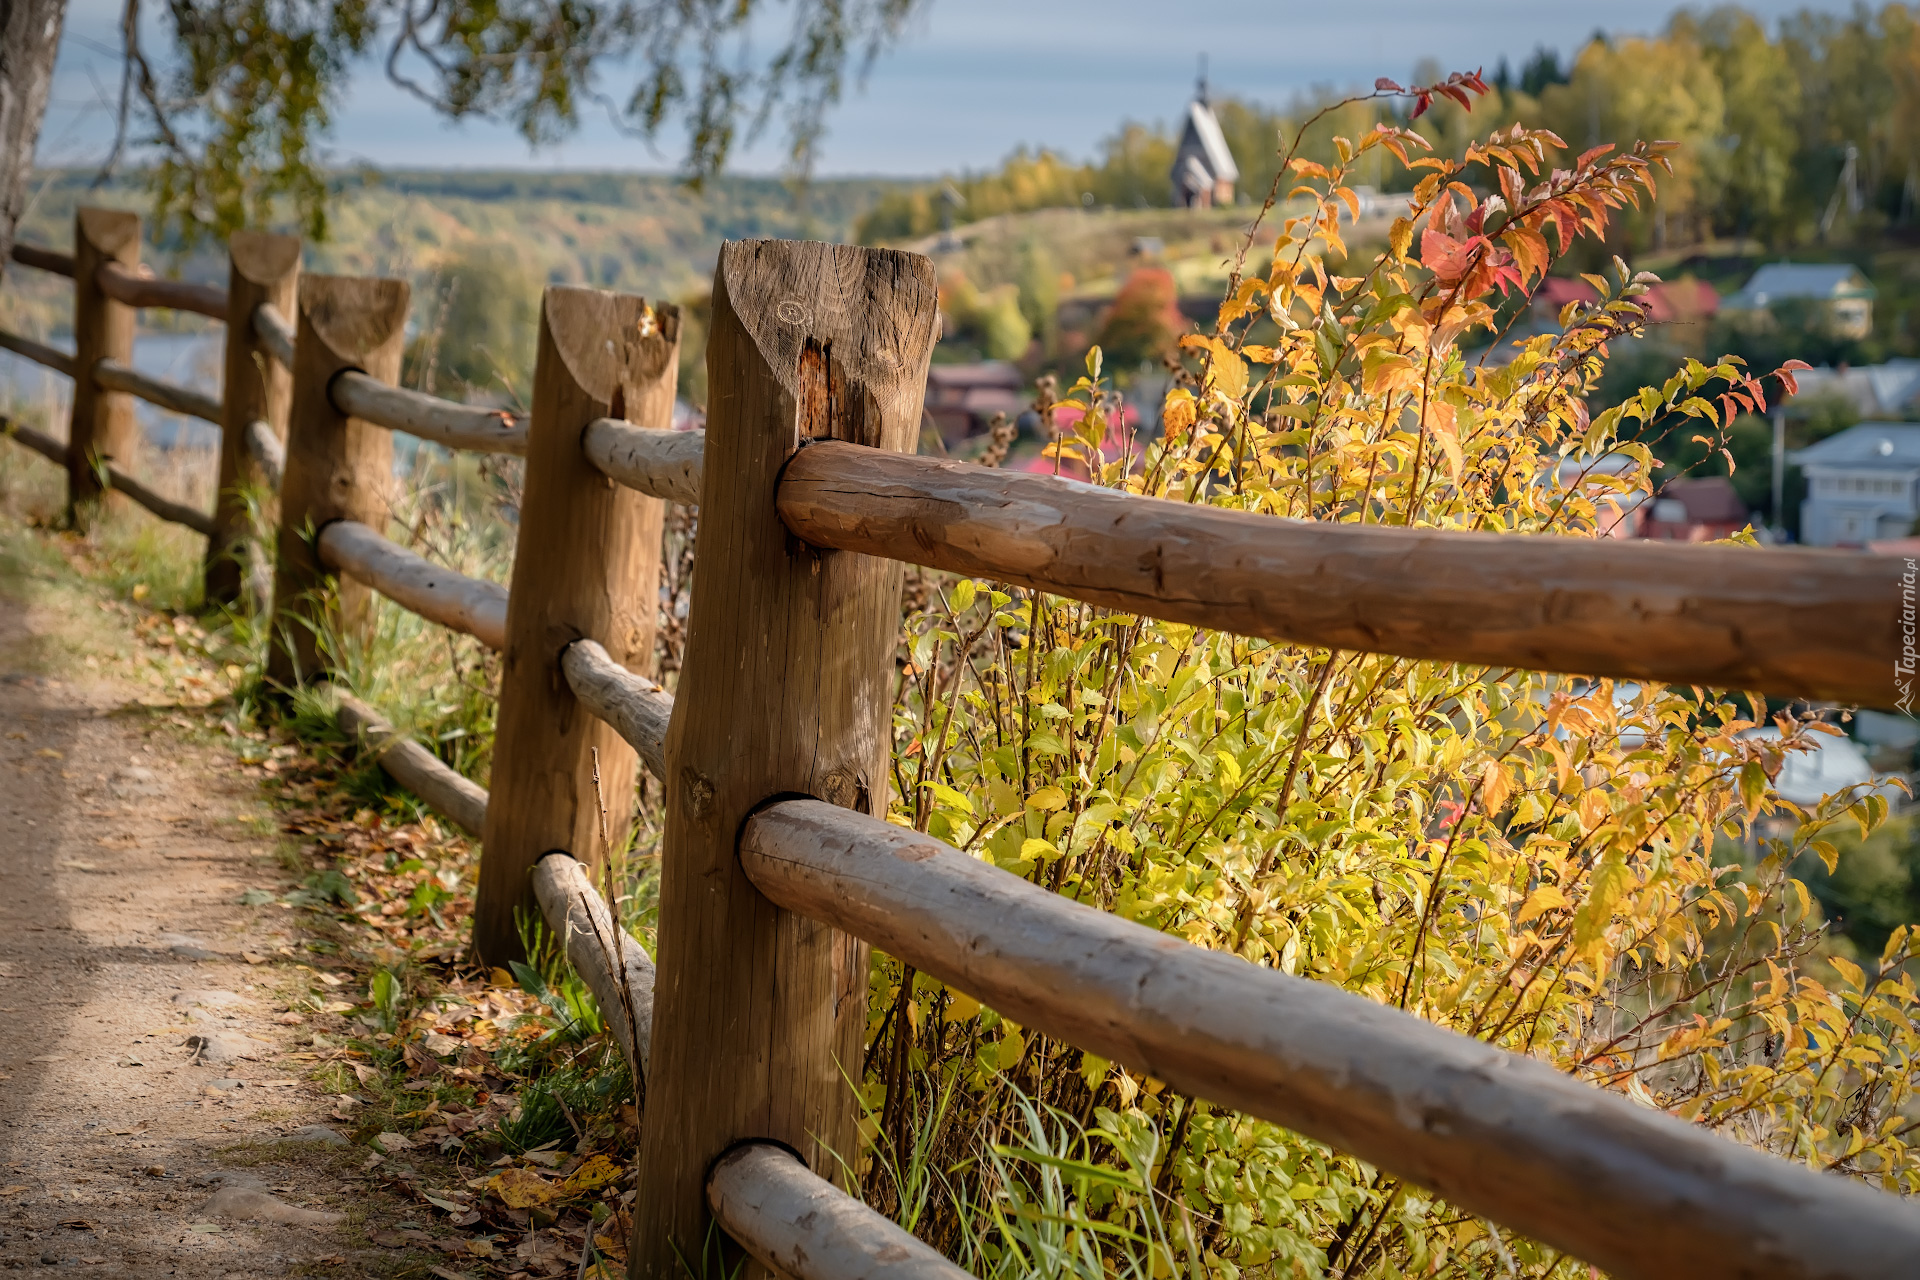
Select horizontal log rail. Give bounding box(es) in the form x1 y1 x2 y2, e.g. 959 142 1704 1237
10 242 76 278
252 302 296 369
3 417 214 535
559 638 671 781
244 419 285 489
779 442 1893 708
582 419 704 504
330 688 489 836
708 1143 969 1280
740 798 1920 1280
95 261 227 319
532 852 656 1081
0 328 77 379
93 358 223 425
330 370 528 455
326 689 655 1086
315 520 508 649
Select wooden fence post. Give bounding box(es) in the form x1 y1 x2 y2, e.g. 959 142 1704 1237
472 285 680 966
206 231 300 607
265 274 408 688
628 240 939 1274
68 207 139 528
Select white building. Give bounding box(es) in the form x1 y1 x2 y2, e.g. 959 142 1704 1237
1720 262 1876 339
1785 359 1920 419
1791 422 1920 546
1170 77 1238 209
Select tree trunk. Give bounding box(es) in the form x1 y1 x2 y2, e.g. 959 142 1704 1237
0 0 67 277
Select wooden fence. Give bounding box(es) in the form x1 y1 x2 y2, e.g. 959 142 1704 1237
2 212 1916 1280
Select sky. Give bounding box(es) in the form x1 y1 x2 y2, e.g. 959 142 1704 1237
37 0 1865 178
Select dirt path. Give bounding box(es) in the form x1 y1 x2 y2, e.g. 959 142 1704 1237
0 529 391 1276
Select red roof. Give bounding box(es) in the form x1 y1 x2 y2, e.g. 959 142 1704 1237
1660 477 1746 524
1644 278 1719 324
1535 277 1600 310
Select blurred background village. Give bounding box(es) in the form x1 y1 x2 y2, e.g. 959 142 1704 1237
6 4 1920 946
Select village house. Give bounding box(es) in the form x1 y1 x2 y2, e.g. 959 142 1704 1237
923 361 1027 446
1170 76 1238 208
1720 262 1876 338
1641 476 1749 542
1790 421 1920 546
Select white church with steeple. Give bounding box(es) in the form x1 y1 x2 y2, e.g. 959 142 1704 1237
1170 62 1238 208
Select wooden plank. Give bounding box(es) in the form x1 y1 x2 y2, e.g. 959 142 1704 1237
0 328 77 378
208 231 299 606
330 370 528 455
628 239 941 1276
10 242 75 278
559 638 670 782
741 798 1920 1280
265 273 408 688
1 419 213 535
316 519 508 649
581 418 704 504
779 444 1898 708
475 286 678 965
330 687 489 836
251 302 296 369
708 1143 970 1280
531 852 655 1083
92 358 223 424
95 260 228 319
68 208 140 526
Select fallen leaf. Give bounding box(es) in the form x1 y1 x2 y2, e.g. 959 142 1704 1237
0 1185 29 1197
57 1218 95 1231
35 747 63 759
486 1167 556 1210
372 1131 415 1153
242 952 267 965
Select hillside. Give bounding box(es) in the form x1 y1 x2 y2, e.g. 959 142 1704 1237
4 168 913 333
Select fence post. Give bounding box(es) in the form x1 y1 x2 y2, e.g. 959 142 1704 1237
629 240 940 1274
206 231 300 607
68 207 140 529
471 285 680 966
264 274 408 689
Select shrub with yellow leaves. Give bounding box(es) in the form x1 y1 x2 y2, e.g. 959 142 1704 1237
864 74 1916 1276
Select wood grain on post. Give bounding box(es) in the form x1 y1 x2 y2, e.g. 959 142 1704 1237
779 446 1900 708
68 207 140 526
740 798 1920 1280
208 231 299 606
265 274 408 688
628 240 939 1276
474 286 678 967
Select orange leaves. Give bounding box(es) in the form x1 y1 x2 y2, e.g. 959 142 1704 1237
1161 388 1197 440
1500 224 1550 287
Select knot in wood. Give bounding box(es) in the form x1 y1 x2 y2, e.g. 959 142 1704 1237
819 766 868 813
680 766 716 822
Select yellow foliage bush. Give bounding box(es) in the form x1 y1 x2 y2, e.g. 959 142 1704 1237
867 89 1918 1276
